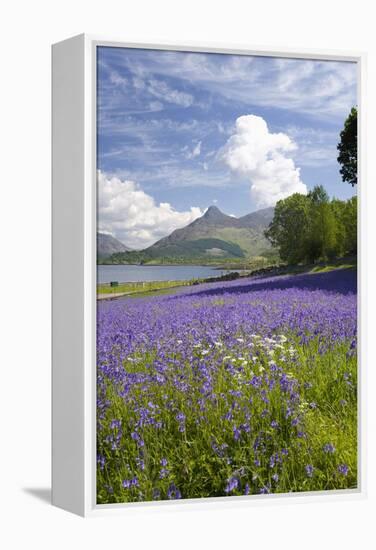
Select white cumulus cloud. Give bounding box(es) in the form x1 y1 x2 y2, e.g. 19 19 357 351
219 115 308 207
98 171 203 249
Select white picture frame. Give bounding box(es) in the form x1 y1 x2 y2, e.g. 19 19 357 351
52 34 366 517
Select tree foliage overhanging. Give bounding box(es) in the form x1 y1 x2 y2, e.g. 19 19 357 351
265 186 357 264
337 106 357 186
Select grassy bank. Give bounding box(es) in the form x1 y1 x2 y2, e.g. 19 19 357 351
98 254 279 270
97 271 244 298
248 256 356 279
97 279 193 296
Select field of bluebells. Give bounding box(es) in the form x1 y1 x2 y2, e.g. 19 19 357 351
97 268 357 504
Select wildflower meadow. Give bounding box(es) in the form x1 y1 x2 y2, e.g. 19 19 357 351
96 268 357 504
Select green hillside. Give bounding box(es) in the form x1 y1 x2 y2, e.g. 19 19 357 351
103 205 276 265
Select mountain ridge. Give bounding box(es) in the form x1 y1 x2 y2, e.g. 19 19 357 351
149 205 274 251
104 205 275 264
97 232 131 259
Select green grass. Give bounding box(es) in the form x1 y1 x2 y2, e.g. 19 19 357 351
309 263 356 274
249 257 357 278
127 286 189 299
97 279 194 296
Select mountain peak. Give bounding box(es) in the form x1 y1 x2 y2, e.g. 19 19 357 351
203 205 226 219
97 232 131 259
115 205 275 260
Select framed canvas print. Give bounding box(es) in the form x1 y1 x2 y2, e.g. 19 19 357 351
52 35 365 516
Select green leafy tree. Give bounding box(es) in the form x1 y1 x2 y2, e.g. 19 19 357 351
308 185 329 204
331 199 347 257
265 193 309 264
330 196 357 256
305 186 338 262
337 107 357 186
343 196 357 254
265 186 353 265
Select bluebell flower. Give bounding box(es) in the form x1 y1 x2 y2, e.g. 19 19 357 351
136 457 145 471
130 477 139 487
323 443 336 454
225 476 239 493
97 454 106 470
159 467 169 479
167 483 182 500
233 427 241 441
337 464 349 476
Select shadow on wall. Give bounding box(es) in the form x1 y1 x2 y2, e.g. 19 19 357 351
23 488 51 504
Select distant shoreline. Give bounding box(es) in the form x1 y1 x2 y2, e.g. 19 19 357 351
97 262 247 270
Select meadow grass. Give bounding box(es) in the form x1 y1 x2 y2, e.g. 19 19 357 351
97 279 193 296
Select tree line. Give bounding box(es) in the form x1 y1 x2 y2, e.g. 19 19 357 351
265 187 357 265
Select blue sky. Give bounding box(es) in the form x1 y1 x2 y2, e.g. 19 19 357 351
97 46 357 249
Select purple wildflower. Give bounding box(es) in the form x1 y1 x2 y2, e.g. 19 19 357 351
122 477 139 489
97 454 106 470
136 457 145 471
176 412 186 433
337 464 349 476
233 427 241 441
167 483 182 500
159 468 169 479
131 431 144 448
225 476 239 494
323 443 336 454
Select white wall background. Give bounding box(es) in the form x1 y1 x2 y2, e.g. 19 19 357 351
1 0 375 547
